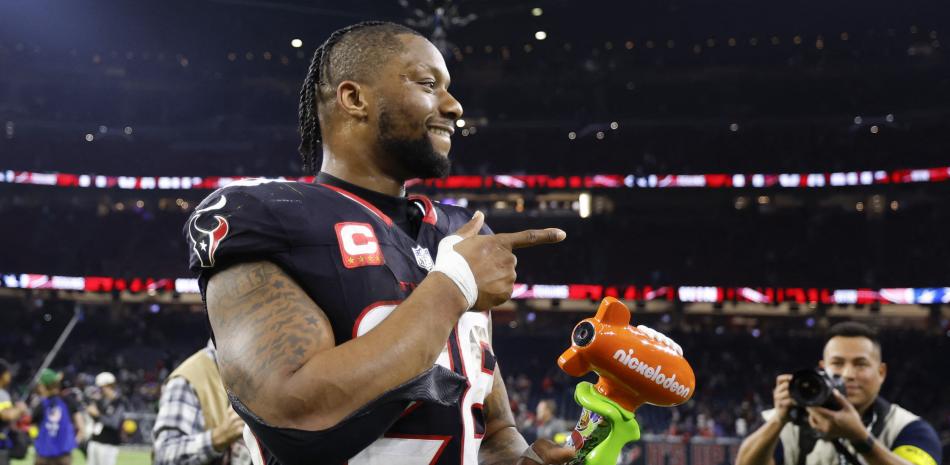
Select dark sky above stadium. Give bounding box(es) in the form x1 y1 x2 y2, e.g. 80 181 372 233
2 0 946 56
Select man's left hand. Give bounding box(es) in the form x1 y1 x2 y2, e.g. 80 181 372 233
517 439 576 465
806 390 867 441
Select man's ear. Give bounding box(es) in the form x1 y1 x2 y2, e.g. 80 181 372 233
336 80 369 120
878 361 887 381
818 359 825 369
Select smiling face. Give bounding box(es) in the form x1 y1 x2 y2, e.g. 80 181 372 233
371 34 463 180
820 336 886 413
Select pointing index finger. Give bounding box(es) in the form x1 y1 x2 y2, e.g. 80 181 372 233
495 228 567 250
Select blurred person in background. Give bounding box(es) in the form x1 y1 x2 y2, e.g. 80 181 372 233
523 399 572 445
84 372 126 465
152 341 249 465
31 369 84 465
0 359 29 465
737 322 941 465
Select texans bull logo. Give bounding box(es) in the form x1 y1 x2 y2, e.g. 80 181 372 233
188 195 230 268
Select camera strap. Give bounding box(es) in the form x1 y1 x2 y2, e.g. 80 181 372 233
831 439 862 465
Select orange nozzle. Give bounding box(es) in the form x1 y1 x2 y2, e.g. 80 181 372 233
557 297 696 412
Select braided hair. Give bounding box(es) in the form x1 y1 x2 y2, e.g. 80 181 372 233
298 21 424 174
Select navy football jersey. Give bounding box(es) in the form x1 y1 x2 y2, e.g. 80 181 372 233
184 178 498 465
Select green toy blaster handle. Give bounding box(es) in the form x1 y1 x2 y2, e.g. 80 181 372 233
567 382 641 465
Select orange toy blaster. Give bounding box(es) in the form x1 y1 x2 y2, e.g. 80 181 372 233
557 297 696 465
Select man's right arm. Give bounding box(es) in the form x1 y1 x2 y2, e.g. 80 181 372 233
207 260 468 431
206 212 565 432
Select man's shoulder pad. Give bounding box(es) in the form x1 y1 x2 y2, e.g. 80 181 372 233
184 179 336 271
432 202 494 235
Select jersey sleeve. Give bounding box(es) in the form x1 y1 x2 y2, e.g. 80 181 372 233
183 182 294 289
891 419 941 465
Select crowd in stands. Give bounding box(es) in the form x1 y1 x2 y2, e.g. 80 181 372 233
1 298 947 452
3 182 949 288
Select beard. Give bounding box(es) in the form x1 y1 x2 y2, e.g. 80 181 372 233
378 108 451 180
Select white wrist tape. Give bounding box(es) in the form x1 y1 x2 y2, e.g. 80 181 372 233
431 234 478 309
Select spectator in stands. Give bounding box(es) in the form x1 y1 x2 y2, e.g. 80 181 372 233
32 369 84 465
525 399 573 444
737 321 942 465
85 372 126 465
152 341 249 465
0 359 28 465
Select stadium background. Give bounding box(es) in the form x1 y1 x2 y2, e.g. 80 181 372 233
1 0 949 463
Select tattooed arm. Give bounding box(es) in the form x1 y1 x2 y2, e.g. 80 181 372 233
477 358 577 465
478 367 576 465
206 260 468 431
206 212 565 433
479 366 530 465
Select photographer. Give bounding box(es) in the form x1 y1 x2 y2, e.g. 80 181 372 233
736 322 940 465
85 372 126 465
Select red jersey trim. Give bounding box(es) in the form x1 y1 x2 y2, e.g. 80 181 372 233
408 194 439 225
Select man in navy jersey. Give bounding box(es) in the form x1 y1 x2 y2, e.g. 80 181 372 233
185 21 574 465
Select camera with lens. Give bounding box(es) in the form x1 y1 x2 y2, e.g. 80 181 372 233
787 368 846 426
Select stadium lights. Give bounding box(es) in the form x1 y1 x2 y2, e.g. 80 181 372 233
291 38 303 48
124 126 133 135
610 121 619 130
535 31 547 41
730 123 739 132
531 7 543 16
568 131 576 140
579 192 591 218
84 134 94 142
456 119 466 127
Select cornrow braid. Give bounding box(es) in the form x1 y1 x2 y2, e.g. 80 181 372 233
298 21 417 175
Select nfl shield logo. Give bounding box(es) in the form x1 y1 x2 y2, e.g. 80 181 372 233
412 245 434 271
